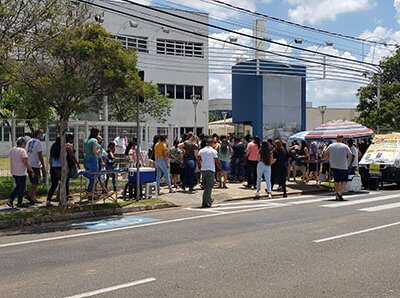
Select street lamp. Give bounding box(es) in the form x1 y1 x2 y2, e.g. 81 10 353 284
284 38 303 53
221 111 228 136
318 105 327 124
191 95 200 136
222 35 238 50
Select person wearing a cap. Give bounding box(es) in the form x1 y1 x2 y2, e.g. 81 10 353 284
324 135 352 200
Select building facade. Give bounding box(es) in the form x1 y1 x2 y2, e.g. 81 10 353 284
93 0 209 143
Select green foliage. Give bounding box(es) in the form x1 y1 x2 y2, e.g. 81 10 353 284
356 50 400 133
0 177 48 200
209 113 220 122
109 82 172 122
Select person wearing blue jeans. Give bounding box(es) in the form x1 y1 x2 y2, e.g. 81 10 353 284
255 141 274 199
155 158 172 192
154 135 174 195
183 157 196 191
83 128 101 194
8 137 34 209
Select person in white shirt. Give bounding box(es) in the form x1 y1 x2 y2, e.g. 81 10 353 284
26 129 46 203
347 138 359 175
114 130 128 168
198 138 222 208
8 137 34 209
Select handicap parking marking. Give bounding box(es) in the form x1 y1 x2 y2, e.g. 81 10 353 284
71 216 160 230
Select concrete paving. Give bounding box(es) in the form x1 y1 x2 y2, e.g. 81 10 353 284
1 190 400 297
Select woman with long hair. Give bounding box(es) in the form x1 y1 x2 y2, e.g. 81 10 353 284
271 140 288 198
169 139 183 189
217 135 232 188
299 141 309 183
47 137 62 206
255 141 274 199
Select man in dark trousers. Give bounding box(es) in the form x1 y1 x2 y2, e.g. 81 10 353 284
198 138 222 208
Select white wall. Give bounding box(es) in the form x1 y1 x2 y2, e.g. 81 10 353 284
262 75 302 140
97 0 209 135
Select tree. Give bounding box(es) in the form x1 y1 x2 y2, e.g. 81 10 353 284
13 24 155 207
109 82 171 122
209 113 219 122
356 50 400 133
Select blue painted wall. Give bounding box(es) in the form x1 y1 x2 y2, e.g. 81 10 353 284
232 60 307 138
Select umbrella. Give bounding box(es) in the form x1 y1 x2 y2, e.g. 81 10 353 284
305 120 373 141
288 131 309 142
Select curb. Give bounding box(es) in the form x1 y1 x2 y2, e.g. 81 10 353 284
0 203 176 230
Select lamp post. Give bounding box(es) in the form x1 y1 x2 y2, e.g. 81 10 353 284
318 105 327 124
191 95 200 135
221 36 238 50
221 111 228 136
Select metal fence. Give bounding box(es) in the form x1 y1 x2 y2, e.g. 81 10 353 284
0 118 180 180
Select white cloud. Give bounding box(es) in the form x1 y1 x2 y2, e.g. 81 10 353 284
150 0 273 19
359 26 400 64
395 0 400 24
287 0 374 24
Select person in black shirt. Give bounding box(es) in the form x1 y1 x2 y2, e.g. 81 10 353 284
231 137 246 182
271 139 289 197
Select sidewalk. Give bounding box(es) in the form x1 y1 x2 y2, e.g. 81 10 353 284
159 181 328 207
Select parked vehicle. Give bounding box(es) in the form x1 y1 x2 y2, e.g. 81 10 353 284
359 134 400 190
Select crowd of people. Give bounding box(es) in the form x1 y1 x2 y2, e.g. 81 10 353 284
7 127 370 209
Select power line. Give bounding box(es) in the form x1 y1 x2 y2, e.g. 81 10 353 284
205 0 399 47
81 0 378 78
113 0 379 68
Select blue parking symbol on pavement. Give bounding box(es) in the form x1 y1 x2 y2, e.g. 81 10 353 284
71 216 159 230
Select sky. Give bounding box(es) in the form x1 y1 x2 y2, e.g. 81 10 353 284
147 0 400 108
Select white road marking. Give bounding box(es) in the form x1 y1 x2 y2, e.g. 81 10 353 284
185 208 228 214
64 277 156 298
219 196 315 206
314 221 400 243
359 202 400 212
0 204 289 249
212 202 288 210
320 193 398 208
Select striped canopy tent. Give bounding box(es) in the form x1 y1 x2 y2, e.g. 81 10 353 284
305 120 374 141
288 131 309 142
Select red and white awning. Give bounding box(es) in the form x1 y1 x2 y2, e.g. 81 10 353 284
305 120 374 141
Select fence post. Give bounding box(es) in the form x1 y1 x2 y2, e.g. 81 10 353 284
11 117 16 147
74 125 79 161
45 124 50 186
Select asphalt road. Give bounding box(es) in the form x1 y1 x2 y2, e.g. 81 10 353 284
1 189 400 297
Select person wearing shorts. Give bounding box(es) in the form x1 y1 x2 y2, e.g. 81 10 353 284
325 135 352 201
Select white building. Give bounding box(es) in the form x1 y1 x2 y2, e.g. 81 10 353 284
0 2 209 157
95 0 209 143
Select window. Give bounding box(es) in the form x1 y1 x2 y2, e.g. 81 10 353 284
111 35 148 53
157 84 203 100
175 85 184 99
185 86 194 100
3 126 10 142
157 40 166 54
158 84 166 96
16 126 25 138
157 127 168 136
49 126 58 141
194 86 203 100
173 127 179 141
166 85 175 99
156 39 204 58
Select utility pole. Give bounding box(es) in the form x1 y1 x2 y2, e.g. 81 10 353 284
377 72 381 134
